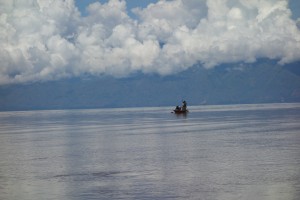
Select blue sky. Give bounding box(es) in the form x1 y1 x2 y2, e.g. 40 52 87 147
75 0 300 19
76 0 159 17
289 0 300 19
76 0 158 10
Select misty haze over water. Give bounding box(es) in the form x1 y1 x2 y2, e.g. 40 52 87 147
0 103 300 199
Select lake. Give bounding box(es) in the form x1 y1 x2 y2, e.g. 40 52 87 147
0 103 300 200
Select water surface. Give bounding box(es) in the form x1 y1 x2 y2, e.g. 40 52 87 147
0 103 300 200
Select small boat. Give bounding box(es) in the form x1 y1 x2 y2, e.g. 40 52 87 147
173 101 189 114
173 100 188 114
173 109 189 114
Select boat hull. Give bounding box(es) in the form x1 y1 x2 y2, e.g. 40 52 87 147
173 110 188 114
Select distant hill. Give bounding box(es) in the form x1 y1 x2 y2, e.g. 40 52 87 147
0 61 300 111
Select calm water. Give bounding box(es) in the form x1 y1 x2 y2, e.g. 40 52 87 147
0 103 300 200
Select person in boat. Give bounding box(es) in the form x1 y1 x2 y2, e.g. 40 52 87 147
175 105 181 111
181 100 187 111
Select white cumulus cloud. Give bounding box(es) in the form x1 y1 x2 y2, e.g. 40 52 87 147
0 0 299 84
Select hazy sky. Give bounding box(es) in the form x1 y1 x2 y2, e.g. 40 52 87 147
76 0 300 19
76 0 159 17
0 0 300 85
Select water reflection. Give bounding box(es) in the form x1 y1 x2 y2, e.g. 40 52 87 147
0 104 300 199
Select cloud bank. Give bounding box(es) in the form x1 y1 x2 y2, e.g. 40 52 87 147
0 0 300 84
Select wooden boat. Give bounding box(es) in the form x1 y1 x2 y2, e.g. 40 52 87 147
173 101 188 114
173 109 189 114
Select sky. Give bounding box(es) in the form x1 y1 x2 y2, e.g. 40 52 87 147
77 0 300 19
76 0 159 17
0 0 300 85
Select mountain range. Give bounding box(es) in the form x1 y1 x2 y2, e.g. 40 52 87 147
0 60 299 111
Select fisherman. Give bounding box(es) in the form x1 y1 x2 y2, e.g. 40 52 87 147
175 105 181 111
181 100 187 111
